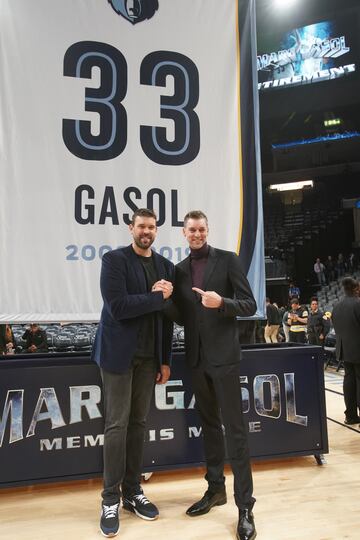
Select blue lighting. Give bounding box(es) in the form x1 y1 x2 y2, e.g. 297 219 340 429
272 131 360 150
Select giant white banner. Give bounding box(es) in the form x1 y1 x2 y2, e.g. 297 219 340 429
0 0 265 322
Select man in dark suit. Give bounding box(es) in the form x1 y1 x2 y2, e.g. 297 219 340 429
331 277 360 426
307 298 330 346
173 210 257 540
91 208 174 538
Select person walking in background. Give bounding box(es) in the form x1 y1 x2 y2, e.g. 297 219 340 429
325 255 336 283
264 298 280 343
348 252 358 274
314 258 326 286
336 253 346 278
91 208 174 537
171 210 257 540
331 277 360 426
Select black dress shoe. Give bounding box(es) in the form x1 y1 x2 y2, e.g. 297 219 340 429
236 508 257 540
344 417 360 425
186 490 227 517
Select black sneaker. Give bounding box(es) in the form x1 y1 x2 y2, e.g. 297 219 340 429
123 491 159 520
100 502 120 537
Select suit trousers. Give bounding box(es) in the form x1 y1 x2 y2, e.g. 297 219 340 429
101 356 157 504
343 361 360 420
191 354 255 509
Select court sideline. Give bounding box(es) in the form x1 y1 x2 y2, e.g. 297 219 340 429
0 367 359 540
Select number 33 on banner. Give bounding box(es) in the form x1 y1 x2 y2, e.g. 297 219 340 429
63 41 200 165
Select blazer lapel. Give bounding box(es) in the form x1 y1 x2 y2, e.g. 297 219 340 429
152 251 164 366
153 250 165 280
179 255 191 273
125 245 147 292
178 256 192 285
177 256 196 303
178 248 219 292
203 247 220 290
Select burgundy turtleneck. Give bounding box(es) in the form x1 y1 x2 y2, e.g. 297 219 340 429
190 243 209 289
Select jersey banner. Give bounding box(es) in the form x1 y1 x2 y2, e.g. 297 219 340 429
0 0 265 322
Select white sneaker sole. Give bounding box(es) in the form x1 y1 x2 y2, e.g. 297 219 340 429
100 527 120 538
123 504 159 521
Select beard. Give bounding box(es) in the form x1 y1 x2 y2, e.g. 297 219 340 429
133 234 155 250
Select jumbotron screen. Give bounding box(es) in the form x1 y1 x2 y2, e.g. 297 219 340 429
257 18 357 91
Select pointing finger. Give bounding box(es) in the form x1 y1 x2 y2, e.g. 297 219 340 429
192 287 205 296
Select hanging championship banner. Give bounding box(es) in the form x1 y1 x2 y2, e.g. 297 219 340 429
0 0 265 322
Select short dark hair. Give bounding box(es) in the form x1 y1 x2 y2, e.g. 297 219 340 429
266 297 270 303
131 208 157 225
184 210 208 227
342 277 359 295
290 298 299 305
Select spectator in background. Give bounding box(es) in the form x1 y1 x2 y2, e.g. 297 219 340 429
288 298 308 344
336 253 346 278
273 303 283 335
277 304 286 320
314 258 326 286
331 278 360 425
22 323 48 353
288 281 300 301
264 298 280 343
282 308 290 343
325 255 336 283
0 324 16 355
307 298 330 346
348 252 357 274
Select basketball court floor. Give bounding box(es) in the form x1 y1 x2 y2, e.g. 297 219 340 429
0 367 359 540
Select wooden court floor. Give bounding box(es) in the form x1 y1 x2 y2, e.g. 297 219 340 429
0 367 359 540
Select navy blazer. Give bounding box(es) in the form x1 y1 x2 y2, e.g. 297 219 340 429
173 246 257 367
91 245 175 374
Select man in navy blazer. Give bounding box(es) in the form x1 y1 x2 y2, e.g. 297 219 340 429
92 208 174 538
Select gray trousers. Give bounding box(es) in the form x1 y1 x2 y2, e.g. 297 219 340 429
101 356 157 504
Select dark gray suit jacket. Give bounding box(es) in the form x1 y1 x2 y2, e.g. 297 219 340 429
332 295 360 364
173 246 257 367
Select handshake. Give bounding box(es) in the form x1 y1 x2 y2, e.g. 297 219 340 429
152 279 173 300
